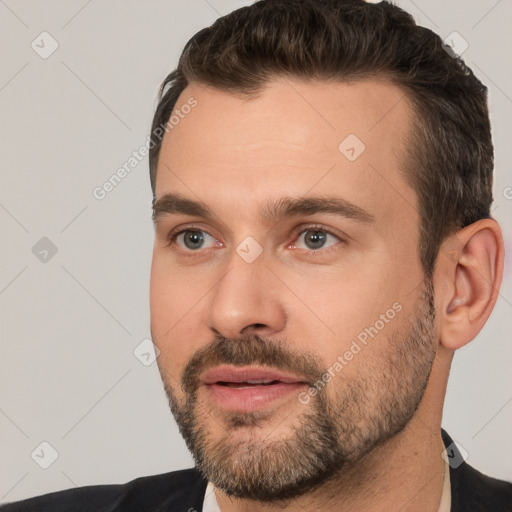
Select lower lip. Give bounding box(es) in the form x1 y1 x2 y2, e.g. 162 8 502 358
204 382 307 412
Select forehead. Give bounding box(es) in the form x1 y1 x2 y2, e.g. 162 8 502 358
155 78 417 233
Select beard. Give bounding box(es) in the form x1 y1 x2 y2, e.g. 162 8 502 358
157 278 437 503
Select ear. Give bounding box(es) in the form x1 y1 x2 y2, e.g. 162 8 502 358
434 218 504 350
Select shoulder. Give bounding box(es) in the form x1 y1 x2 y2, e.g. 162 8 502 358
450 460 512 512
0 468 207 512
442 430 512 512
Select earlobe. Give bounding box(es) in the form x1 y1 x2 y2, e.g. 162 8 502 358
437 219 504 351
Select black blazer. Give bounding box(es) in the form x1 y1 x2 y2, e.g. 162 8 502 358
1 431 510 511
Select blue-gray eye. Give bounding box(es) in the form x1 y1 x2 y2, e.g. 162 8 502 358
296 229 339 250
177 230 216 250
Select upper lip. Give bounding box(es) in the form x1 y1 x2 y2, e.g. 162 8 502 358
200 365 308 385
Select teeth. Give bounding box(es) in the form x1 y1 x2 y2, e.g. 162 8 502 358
246 379 274 384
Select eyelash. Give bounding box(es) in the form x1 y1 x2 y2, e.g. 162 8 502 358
165 224 345 255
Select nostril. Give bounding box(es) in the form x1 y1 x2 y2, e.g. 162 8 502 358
240 323 268 336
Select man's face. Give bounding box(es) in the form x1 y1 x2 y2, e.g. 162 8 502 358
150 79 438 501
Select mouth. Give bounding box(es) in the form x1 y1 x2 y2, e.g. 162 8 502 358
200 365 309 413
215 380 283 388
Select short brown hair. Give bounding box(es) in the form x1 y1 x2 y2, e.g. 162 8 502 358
149 0 493 277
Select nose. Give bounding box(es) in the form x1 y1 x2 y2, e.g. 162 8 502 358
206 250 286 340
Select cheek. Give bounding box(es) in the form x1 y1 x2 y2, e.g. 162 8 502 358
150 250 209 330
281 263 411 371
286 270 387 336
149 255 206 376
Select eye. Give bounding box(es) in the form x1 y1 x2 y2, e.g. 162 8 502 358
294 228 341 251
174 229 218 251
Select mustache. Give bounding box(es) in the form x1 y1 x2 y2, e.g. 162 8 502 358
181 334 323 395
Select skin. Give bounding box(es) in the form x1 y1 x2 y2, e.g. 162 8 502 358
149 78 504 512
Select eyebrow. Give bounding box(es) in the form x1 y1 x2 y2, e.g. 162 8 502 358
152 192 375 225
152 193 211 223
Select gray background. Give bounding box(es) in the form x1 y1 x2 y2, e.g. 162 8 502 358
1 0 511 504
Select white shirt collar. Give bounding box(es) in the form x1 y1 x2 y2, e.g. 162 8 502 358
202 481 221 512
